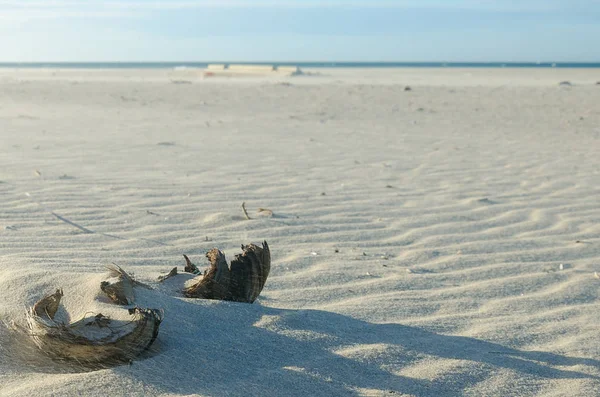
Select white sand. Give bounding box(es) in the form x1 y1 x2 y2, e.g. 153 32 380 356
0 67 599 396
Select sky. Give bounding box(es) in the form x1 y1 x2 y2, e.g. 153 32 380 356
0 0 599 62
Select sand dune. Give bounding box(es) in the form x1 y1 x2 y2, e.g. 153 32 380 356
1 68 599 396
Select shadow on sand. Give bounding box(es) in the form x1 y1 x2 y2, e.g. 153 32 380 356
118 292 599 397
5 290 599 396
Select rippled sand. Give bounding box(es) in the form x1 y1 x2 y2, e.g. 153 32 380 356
1 68 599 396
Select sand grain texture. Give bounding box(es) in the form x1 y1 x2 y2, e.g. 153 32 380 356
1 68 599 396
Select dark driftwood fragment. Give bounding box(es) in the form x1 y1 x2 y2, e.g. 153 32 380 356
27 289 162 368
184 241 270 303
183 254 201 274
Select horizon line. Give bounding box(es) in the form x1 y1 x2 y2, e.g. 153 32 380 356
1 60 600 64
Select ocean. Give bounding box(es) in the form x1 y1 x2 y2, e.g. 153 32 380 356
0 62 599 69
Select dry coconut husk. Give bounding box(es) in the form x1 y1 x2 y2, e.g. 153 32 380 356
26 289 162 367
100 264 152 305
100 264 136 305
184 241 270 303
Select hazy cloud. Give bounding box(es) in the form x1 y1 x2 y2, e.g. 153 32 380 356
1 0 596 61
0 0 587 12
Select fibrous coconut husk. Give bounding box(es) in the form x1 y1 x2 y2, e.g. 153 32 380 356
184 241 270 303
100 264 136 305
26 289 162 368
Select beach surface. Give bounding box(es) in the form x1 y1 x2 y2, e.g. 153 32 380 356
1 67 599 396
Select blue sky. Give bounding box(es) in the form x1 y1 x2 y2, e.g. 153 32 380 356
0 0 598 62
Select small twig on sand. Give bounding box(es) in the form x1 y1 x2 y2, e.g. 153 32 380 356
24 192 168 246
25 193 94 234
50 211 95 234
241 202 251 220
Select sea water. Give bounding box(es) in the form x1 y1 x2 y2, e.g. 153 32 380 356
0 62 599 69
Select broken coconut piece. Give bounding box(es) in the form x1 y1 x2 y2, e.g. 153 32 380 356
157 255 200 282
100 264 136 305
184 241 270 303
26 289 162 367
183 254 201 275
157 266 178 282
